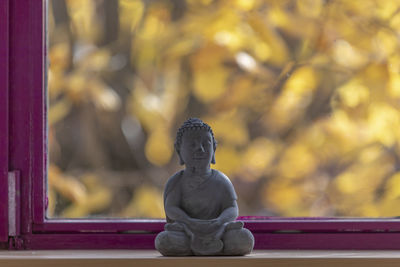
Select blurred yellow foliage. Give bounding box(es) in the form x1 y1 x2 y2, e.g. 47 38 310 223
206 112 249 146
296 0 323 18
278 144 316 179
367 103 400 146
337 80 370 108
48 99 72 125
48 165 87 205
48 0 400 218
119 0 144 32
284 66 318 94
213 145 241 177
247 14 289 65
66 0 102 43
145 127 174 166
61 174 113 218
49 43 71 73
263 181 305 216
384 173 400 201
121 185 164 218
234 0 258 11
193 65 229 102
332 40 367 69
241 138 277 180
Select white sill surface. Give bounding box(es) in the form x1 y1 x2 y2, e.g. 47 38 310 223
1 250 400 266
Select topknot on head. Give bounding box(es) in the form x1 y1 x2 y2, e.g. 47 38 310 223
174 118 217 152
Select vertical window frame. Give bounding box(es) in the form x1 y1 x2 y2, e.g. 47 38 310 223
4 0 400 250
0 0 10 244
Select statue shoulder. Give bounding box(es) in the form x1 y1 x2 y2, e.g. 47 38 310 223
213 169 233 185
212 169 237 200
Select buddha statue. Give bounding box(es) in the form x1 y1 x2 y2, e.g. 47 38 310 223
155 118 254 256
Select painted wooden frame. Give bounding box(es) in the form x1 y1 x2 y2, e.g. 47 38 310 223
3 0 400 250
0 0 10 244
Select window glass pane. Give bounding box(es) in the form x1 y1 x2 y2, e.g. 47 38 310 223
48 0 400 218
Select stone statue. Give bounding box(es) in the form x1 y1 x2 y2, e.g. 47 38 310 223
155 118 254 256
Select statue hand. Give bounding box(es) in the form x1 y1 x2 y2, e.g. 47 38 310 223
208 218 223 230
188 218 223 235
164 222 185 232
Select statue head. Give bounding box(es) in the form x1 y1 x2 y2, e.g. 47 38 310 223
175 118 217 166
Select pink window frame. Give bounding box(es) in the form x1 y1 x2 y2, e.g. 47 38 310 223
0 0 10 245
3 0 400 250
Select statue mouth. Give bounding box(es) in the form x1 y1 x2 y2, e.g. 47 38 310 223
193 155 208 160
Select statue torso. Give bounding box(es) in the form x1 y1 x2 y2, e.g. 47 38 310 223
164 169 237 221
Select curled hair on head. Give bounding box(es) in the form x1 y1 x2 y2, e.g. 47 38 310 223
174 118 217 153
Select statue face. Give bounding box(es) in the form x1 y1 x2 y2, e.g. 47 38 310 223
179 129 214 168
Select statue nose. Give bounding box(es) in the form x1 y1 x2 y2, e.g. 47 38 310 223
196 144 205 152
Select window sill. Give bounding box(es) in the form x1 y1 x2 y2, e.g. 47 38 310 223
1 250 400 266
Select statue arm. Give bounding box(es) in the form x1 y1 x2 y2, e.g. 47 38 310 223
215 171 239 225
192 200 237 238
164 188 193 225
217 200 239 224
163 171 193 225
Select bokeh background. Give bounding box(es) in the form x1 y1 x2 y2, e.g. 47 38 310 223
48 0 400 218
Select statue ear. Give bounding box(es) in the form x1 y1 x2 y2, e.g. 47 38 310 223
211 152 216 164
177 151 185 165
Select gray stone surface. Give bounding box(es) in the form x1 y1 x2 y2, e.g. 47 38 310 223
155 118 254 256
